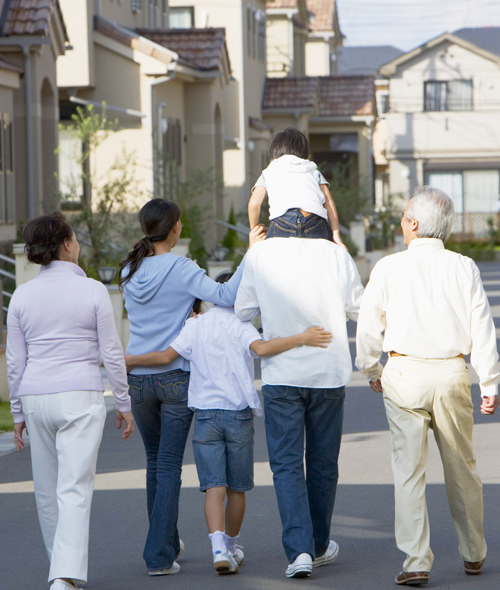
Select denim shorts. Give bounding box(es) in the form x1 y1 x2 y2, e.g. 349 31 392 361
267 208 333 241
192 407 254 492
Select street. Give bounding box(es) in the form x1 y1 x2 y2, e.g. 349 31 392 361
1 262 500 589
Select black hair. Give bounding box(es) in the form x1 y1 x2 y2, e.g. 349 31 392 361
268 128 309 161
191 272 234 314
119 199 181 287
23 211 74 266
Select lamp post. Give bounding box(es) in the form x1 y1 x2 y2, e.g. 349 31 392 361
97 267 118 285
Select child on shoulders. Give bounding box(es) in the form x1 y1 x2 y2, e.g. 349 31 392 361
125 272 332 576
248 128 347 249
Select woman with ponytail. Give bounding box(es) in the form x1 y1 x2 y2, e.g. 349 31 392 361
120 199 264 577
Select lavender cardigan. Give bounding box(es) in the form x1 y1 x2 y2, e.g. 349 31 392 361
7 261 131 423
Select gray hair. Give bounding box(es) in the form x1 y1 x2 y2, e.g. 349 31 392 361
406 186 455 242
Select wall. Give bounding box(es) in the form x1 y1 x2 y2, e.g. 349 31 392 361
305 36 331 76
266 16 290 77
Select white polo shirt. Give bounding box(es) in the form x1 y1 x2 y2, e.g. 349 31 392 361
171 306 263 415
253 155 329 220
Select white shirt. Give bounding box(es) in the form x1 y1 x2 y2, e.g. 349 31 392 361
235 238 364 388
171 306 263 415
355 238 499 397
253 155 329 220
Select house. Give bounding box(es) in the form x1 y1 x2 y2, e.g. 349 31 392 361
379 28 500 235
0 0 68 241
263 2 375 204
168 0 271 224
337 45 404 210
57 0 237 249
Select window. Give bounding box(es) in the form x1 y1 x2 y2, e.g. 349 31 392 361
257 11 266 61
131 0 142 12
376 91 390 117
0 115 14 223
148 0 159 27
424 80 472 111
426 170 500 213
247 8 265 60
58 128 84 206
170 7 194 28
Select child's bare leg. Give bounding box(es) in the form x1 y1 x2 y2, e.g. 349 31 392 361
205 486 226 533
225 490 246 537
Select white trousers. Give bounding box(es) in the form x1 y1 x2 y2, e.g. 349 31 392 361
382 357 486 572
21 390 106 584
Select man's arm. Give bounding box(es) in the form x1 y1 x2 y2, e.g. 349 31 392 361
355 264 386 383
345 253 364 322
235 249 260 321
469 262 499 410
250 327 332 357
125 348 179 373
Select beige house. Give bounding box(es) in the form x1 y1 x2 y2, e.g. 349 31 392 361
380 28 500 235
305 0 343 76
57 0 239 249
0 0 68 241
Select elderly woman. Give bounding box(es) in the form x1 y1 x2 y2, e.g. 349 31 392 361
8 212 134 590
120 199 264 576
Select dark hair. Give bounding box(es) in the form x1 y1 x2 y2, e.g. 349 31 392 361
23 211 73 266
119 199 181 287
191 272 233 314
268 128 309 161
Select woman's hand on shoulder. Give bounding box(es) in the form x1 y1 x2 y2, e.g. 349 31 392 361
249 224 267 249
116 410 134 440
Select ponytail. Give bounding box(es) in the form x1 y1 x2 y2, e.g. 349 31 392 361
119 199 181 288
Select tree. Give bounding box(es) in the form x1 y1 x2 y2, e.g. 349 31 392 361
56 104 144 274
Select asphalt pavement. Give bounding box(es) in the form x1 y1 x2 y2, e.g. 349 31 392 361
2 262 500 589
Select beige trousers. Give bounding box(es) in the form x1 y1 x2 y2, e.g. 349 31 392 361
381 356 486 572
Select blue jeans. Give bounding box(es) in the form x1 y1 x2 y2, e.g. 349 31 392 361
192 408 254 492
128 370 193 572
267 209 333 241
262 384 345 563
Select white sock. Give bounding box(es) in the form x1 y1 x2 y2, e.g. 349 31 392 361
225 533 239 555
209 531 226 554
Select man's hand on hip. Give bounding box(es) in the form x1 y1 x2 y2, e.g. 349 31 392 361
370 379 383 393
480 395 499 415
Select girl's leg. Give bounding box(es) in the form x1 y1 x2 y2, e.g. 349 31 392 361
225 491 246 537
205 487 227 533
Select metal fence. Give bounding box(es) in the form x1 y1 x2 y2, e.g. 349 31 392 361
451 213 496 238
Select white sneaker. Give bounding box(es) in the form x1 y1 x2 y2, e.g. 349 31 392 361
148 562 180 576
231 547 244 565
213 550 239 575
50 581 80 590
285 553 313 578
313 540 339 568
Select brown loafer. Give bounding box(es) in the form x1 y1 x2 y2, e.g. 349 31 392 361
395 571 430 585
464 558 485 575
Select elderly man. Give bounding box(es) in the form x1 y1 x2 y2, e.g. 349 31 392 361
235 236 363 578
356 186 499 586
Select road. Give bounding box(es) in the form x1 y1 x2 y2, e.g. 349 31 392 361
1 262 500 589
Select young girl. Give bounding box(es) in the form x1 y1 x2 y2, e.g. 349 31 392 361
125 273 332 576
248 128 347 248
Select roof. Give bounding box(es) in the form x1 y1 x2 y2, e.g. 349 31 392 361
262 75 375 117
0 0 68 40
263 76 318 110
338 46 404 76
0 55 23 73
379 32 500 77
306 0 336 32
453 27 500 58
138 28 229 72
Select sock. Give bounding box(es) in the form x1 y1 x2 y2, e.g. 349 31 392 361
225 533 239 555
209 531 226 554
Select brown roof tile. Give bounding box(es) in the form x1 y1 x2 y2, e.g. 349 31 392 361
307 0 336 32
138 28 228 72
262 75 375 117
263 76 319 110
318 75 375 116
1 0 64 37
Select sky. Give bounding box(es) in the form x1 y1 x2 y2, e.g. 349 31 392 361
336 0 500 52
